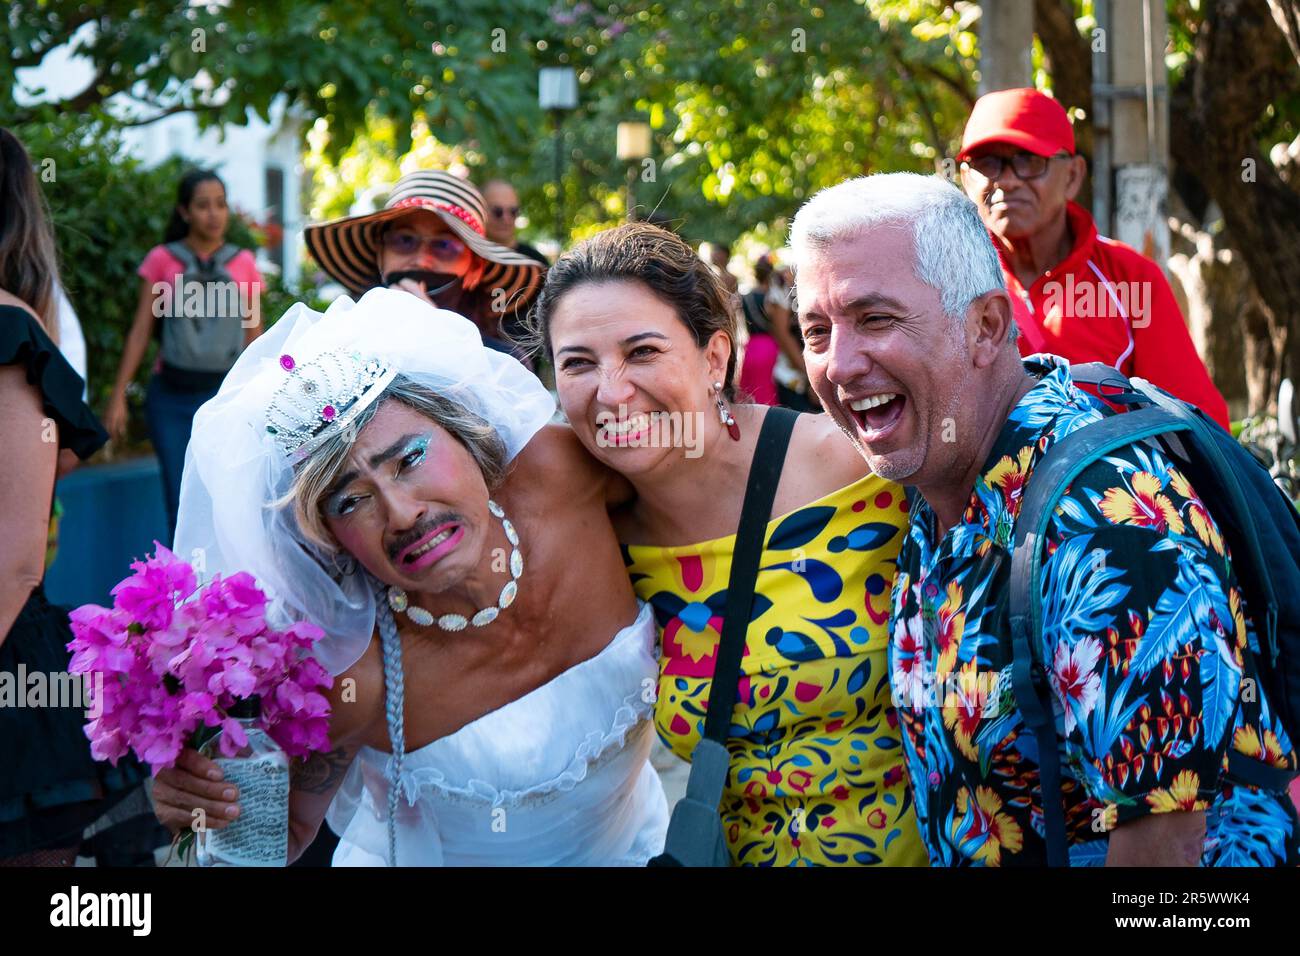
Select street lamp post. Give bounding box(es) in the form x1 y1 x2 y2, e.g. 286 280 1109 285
616 120 651 222
538 67 578 247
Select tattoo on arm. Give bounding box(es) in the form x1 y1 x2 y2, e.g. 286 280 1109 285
291 746 353 795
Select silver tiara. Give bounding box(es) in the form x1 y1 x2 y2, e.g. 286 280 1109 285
264 349 397 459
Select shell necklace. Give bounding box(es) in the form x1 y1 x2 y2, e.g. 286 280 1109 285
386 499 522 631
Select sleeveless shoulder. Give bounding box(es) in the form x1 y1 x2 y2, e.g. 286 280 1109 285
0 305 107 459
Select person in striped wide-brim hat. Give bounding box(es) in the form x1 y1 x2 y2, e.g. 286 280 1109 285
304 169 545 352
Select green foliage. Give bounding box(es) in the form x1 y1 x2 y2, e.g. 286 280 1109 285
490 0 980 245
3 1 553 162
5 1 983 254
302 1 980 250
18 111 183 444
13 111 318 449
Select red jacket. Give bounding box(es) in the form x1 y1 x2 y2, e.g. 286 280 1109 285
999 201 1230 429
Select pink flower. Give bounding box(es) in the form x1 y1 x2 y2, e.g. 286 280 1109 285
216 716 250 757
69 546 334 771
110 542 196 630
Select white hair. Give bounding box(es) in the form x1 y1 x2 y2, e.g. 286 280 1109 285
790 173 1010 329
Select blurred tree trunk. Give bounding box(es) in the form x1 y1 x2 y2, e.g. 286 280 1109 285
1033 0 1092 210
1168 0 1300 411
1034 0 1094 161
1167 205 1275 418
1035 0 1300 416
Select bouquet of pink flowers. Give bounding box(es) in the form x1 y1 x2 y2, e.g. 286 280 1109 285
67 543 333 770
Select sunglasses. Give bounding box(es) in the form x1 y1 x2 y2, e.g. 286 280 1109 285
381 231 468 261
490 206 520 219
962 151 1071 182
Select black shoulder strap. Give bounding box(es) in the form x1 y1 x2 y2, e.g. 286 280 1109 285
1008 404 1190 867
681 407 798 812
703 405 798 743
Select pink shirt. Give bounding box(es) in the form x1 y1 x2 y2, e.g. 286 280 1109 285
138 244 263 290
138 244 263 375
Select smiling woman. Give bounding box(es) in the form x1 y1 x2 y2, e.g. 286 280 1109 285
527 223 928 867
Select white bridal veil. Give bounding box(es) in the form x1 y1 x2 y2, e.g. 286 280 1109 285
173 287 555 675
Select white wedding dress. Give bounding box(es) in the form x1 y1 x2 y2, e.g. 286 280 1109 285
326 602 669 866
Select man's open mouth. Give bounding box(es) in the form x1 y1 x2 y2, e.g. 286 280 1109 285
847 392 907 441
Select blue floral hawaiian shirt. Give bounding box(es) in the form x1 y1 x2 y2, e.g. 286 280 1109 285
889 355 1299 866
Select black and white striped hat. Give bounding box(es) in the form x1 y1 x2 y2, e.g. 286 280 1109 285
304 169 545 309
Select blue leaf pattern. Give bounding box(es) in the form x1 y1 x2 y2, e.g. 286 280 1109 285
890 355 1300 866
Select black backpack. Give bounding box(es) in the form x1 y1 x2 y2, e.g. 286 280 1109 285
1008 363 1300 866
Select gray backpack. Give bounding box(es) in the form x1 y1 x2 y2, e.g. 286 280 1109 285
159 241 246 375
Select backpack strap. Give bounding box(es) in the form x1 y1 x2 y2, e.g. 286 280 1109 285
1067 361 1148 408
1009 405 1192 866
211 243 243 270
164 240 199 272
164 241 242 275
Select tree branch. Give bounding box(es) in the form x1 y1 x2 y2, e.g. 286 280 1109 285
914 62 976 109
61 64 120 114
884 40 948 156
115 101 225 127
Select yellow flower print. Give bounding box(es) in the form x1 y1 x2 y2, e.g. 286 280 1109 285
953 785 1024 866
1233 727 1290 769
675 623 719 665
942 660 983 762
1170 468 1224 554
985 445 1035 516
1145 769 1209 812
1098 471 1186 535
934 580 967 677
1229 588 1248 657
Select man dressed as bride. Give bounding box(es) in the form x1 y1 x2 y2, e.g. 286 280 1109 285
151 288 668 865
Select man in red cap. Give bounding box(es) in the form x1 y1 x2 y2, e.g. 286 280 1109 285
958 88 1230 428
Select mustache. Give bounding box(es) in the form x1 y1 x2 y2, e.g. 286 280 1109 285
388 511 464 561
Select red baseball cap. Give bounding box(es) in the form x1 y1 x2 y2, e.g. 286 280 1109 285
957 88 1075 161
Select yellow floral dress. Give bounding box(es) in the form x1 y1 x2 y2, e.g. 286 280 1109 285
624 474 927 866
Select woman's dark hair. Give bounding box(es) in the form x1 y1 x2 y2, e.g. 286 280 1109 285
0 128 61 336
527 222 738 395
164 168 226 243
753 254 774 285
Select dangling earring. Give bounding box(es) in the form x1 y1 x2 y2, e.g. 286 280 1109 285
713 382 740 441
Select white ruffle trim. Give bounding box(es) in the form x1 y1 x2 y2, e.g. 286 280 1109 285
396 689 654 809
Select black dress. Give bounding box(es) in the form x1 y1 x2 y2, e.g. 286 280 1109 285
0 304 149 857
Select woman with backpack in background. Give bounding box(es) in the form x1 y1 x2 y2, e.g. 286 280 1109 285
103 169 263 539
